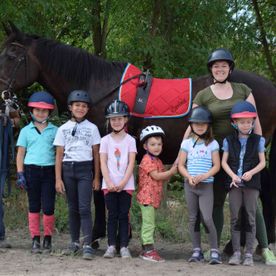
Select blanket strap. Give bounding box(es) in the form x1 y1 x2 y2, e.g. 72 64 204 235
133 70 152 114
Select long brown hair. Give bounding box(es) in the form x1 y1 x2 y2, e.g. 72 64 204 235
189 124 214 146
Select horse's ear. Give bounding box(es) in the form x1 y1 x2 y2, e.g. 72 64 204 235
8 21 20 34
2 22 11 36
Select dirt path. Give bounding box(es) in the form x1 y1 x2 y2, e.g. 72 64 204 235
0 230 275 276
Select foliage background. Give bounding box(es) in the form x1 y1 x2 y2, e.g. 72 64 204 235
1 0 275 82
0 0 275 240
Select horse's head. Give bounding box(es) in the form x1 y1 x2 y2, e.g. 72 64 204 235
0 22 40 101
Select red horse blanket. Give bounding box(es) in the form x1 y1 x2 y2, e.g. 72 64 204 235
119 63 192 119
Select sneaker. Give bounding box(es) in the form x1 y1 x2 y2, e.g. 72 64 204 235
103 245 116 258
62 242 80 256
228 251 241 265
209 249 222 265
0 239 12 249
31 236 41 254
188 249 204 263
262 248 276 266
42 236 52 253
243 253 254 266
140 249 165 263
120 247 132 258
82 245 94 260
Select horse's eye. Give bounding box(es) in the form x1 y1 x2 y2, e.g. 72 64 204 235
6 47 18 59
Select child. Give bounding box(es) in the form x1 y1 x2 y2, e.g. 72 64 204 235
178 106 221 264
137 125 177 262
100 99 136 259
16 91 57 253
54 90 101 260
221 101 266 266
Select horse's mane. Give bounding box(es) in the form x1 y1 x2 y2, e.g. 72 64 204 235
32 36 127 88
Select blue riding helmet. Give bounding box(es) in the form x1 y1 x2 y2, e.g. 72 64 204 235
105 99 129 118
28 91 55 110
207 48 235 71
231 101 257 119
188 106 213 124
67 90 91 105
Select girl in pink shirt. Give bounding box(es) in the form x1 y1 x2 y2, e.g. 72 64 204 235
100 100 136 259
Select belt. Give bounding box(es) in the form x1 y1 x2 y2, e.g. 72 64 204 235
25 164 54 169
62 161 92 166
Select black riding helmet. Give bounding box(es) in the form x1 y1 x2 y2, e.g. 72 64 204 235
207 48 235 71
188 106 212 124
67 90 91 106
105 99 129 118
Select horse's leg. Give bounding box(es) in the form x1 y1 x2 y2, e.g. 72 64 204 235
267 129 276 245
260 168 275 245
92 190 106 248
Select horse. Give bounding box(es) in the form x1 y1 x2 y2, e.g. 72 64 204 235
1 23 276 243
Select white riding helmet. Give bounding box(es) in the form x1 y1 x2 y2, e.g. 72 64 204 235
140 125 165 143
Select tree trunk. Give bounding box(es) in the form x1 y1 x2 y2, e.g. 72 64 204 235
251 0 276 83
91 0 110 58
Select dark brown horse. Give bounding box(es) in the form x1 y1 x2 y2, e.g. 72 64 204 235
1 23 276 242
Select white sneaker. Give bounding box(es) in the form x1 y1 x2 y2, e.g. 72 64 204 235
120 247 132 258
103 245 116 258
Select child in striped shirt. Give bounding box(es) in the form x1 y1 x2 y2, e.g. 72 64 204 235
178 106 221 264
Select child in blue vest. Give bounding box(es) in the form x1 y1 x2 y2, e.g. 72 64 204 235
222 101 266 266
16 91 57 253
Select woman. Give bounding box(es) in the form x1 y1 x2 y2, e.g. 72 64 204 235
183 48 276 265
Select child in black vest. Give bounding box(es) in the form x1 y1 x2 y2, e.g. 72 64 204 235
221 101 266 266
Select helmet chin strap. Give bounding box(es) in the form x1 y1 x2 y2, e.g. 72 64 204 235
231 122 254 135
30 112 48 124
71 114 86 123
112 124 126 134
190 125 209 147
146 150 158 158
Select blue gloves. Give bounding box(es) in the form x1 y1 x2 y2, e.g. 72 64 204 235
16 172 27 190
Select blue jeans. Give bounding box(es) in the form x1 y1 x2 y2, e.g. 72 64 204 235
25 165 56 215
105 191 132 248
62 161 93 245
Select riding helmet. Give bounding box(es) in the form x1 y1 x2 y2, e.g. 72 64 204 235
231 101 257 119
188 106 212 124
207 48 235 70
140 125 165 144
28 91 55 110
105 99 129 118
67 90 91 105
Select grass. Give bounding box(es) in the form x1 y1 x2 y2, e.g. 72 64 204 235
4 166 232 246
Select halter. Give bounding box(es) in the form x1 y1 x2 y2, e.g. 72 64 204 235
0 42 28 117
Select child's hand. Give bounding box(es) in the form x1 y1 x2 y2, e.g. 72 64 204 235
193 174 207 185
56 179 65 194
107 182 117 192
187 176 196 186
116 182 125 192
242 171 253 182
230 174 241 188
93 178 101 191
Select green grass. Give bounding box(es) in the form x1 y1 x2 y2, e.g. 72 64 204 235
4 165 231 245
